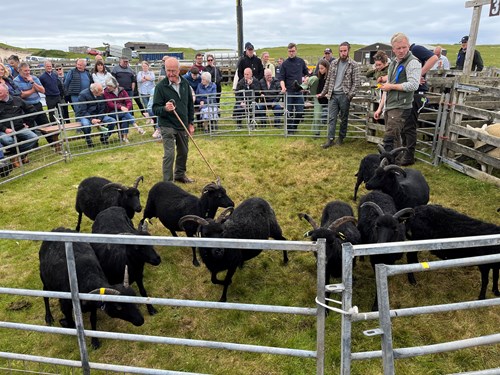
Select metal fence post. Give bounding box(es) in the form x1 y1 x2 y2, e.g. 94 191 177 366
64 241 90 375
375 264 395 375
340 242 354 375
316 238 326 375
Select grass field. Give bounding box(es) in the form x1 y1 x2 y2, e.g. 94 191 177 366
0 134 499 374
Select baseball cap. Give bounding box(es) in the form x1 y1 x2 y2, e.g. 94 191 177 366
245 42 254 50
324 48 332 53
120 56 129 61
461 35 469 43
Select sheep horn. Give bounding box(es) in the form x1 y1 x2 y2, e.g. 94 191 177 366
89 288 121 295
383 164 407 177
328 216 357 231
179 215 209 230
360 202 385 217
133 176 144 188
377 143 386 154
215 176 221 186
216 207 234 223
393 207 415 221
379 157 389 168
139 219 149 232
202 183 218 194
102 182 126 192
390 147 408 157
123 265 129 288
298 213 319 230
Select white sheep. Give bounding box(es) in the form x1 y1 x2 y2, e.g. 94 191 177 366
465 123 500 173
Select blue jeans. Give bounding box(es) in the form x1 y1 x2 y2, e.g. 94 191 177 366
327 93 350 140
78 116 116 135
0 129 38 153
111 112 135 134
286 92 304 132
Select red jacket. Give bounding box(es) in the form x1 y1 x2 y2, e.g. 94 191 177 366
103 87 132 112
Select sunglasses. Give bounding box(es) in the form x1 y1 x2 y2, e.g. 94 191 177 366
56 68 62 71
207 59 213 62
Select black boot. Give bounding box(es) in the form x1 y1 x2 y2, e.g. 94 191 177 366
322 138 334 149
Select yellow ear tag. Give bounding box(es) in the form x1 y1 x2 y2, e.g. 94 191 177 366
421 262 430 269
100 288 106 295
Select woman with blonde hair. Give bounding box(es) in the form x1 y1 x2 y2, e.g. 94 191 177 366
0 62 21 96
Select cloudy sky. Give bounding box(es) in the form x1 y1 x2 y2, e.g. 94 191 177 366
3 0 499 52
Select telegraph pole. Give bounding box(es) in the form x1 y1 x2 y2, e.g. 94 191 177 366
236 0 244 57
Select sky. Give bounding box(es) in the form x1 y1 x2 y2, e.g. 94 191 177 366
2 0 499 52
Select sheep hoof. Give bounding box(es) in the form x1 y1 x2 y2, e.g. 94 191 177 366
147 305 158 315
192 259 200 267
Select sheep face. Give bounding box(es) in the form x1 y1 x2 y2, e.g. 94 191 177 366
101 285 144 326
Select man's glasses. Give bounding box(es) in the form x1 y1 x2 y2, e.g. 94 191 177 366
56 68 62 71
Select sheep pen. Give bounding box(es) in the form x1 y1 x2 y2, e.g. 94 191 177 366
0 136 499 375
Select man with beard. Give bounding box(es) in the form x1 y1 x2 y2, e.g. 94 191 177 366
318 42 360 147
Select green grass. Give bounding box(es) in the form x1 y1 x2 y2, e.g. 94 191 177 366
0 135 499 374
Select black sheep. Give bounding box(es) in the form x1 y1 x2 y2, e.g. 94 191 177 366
140 180 234 267
91 207 162 315
365 159 429 210
299 201 359 304
353 145 407 201
406 204 500 300
39 227 144 349
179 197 288 302
75 175 144 232
358 191 414 310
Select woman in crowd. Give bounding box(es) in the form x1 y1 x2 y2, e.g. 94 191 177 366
195 71 218 132
92 60 112 87
0 62 21 96
302 59 329 137
366 50 389 81
103 76 143 142
136 61 155 109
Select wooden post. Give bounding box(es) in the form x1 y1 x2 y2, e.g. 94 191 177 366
462 0 489 83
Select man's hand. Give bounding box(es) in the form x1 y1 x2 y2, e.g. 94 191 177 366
188 124 195 135
5 128 13 134
120 106 128 112
374 109 382 121
165 101 175 112
91 119 101 124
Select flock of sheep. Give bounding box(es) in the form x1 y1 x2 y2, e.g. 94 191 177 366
38 147 500 348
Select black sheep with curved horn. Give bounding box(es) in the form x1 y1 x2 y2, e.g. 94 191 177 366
75 175 144 231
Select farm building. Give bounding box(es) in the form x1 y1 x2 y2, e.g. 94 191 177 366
125 42 170 52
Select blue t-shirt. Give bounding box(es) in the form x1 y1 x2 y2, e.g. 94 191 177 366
410 44 435 92
14 75 42 104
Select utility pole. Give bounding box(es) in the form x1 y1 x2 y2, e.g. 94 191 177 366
236 0 243 57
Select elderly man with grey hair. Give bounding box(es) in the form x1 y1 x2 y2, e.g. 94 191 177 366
76 83 115 147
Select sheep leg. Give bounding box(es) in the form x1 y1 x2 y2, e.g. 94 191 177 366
493 266 500 296
136 278 157 315
59 300 75 328
405 252 418 285
282 250 289 264
213 267 236 303
89 308 101 349
43 297 54 326
191 247 200 267
353 178 362 201
75 212 83 232
477 266 489 300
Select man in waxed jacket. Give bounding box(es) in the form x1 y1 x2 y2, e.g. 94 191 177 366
153 58 195 183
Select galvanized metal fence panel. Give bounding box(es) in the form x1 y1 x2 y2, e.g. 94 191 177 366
0 230 327 375
336 235 500 375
